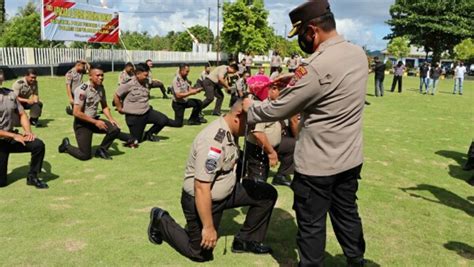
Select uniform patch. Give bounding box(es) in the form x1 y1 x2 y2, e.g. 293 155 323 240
227 132 233 143
214 128 226 143
205 147 222 173
80 84 88 90
79 93 86 101
289 66 309 87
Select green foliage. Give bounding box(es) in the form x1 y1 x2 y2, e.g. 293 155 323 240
272 37 303 57
0 0 5 24
385 59 393 71
387 36 410 60
221 0 274 54
172 25 214 52
453 38 474 62
386 0 474 63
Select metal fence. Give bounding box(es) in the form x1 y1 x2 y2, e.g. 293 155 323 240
0 47 227 66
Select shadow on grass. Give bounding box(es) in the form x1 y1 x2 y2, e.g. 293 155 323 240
401 184 474 217
7 161 60 186
202 109 230 116
324 254 380 267
444 241 474 260
37 118 55 127
435 150 472 183
92 143 125 157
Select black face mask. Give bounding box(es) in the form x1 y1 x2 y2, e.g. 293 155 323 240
298 28 315 54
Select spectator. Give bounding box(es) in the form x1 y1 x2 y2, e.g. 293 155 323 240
372 57 386 97
391 61 405 93
453 62 467 95
429 63 442 95
419 62 430 94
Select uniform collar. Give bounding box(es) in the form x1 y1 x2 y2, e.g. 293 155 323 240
307 35 346 61
218 116 236 144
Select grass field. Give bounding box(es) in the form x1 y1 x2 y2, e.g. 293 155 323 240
0 67 473 266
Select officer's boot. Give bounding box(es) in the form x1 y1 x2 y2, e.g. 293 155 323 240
27 174 49 189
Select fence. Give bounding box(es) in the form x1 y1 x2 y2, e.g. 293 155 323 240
0 47 228 66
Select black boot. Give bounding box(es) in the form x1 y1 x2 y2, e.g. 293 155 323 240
272 174 292 187
58 138 70 153
94 148 112 160
148 207 168 245
231 237 272 254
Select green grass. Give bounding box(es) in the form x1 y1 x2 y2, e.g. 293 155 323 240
1 67 473 266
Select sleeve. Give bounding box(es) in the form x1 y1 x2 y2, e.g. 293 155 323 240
12 82 21 96
193 138 225 183
73 87 86 107
218 67 227 80
251 123 266 133
247 65 322 124
66 72 72 85
32 84 39 95
16 98 24 114
172 78 181 93
115 83 131 98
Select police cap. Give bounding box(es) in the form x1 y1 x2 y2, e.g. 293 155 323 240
287 0 331 38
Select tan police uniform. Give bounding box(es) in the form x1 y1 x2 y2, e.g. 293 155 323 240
65 68 84 96
115 77 150 116
287 58 298 72
147 69 168 98
153 116 278 262
12 78 42 120
0 87 46 187
183 116 239 201
118 70 134 85
62 83 120 161
248 35 367 176
202 65 228 115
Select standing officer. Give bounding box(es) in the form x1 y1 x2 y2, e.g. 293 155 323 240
147 100 277 262
201 63 239 116
171 64 207 127
58 65 122 160
244 52 253 74
113 63 180 143
270 51 282 75
65 60 88 115
145 59 169 99
0 70 48 189
243 1 367 266
12 69 43 127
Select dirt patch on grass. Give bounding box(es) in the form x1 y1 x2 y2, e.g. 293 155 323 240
94 174 107 180
65 240 87 252
50 204 72 210
63 179 82 184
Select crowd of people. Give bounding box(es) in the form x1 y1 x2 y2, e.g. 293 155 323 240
370 58 468 96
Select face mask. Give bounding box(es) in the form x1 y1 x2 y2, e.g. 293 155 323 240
298 27 316 54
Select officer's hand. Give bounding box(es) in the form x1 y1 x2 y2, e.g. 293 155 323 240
269 151 279 167
242 97 253 112
13 134 26 146
201 226 218 250
23 132 36 142
27 99 35 105
110 119 120 128
95 120 108 131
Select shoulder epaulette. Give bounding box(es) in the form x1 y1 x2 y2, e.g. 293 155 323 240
17 80 25 84
79 84 88 90
214 128 227 143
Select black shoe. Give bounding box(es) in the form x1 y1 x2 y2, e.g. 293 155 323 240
463 160 474 171
347 257 366 267
188 120 201 126
145 134 160 142
30 119 42 127
94 148 112 160
65 106 73 116
212 112 221 116
123 139 139 149
231 237 272 254
199 117 208 124
272 175 291 187
167 87 172 95
58 138 70 153
148 207 168 245
27 175 49 189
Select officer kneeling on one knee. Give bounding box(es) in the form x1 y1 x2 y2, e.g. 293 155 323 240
147 99 278 262
12 69 43 127
0 70 48 189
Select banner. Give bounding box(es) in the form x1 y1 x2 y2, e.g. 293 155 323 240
41 0 119 44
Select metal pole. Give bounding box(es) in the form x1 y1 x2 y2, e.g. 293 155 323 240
207 7 211 53
216 0 220 65
50 43 54 77
111 45 115 72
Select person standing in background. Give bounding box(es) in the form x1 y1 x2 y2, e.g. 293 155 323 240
391 61 405 93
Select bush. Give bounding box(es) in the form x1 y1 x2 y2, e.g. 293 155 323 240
385 60 393 71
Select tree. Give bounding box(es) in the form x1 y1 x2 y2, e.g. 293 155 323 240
172 25 214 52
119 31 154 50
386 0 473 63
387 36 410 60
272 36 303 57
453 38 474 62
0 0 5 24
221 0 274 55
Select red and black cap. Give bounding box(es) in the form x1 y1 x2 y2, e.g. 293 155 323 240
287 0 331 38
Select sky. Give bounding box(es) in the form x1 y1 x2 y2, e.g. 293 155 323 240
5 0 394 51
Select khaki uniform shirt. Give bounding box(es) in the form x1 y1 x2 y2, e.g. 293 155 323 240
208 65 228 84
247 36 367 176
12 78 38 99
115 77 150 115
200 70 209 81
65 68 84 93
271 55 282 67
236 78 248 95
0 88 23 132
183 117 240 201
118 71 134 85
172 74 191 103
288 58 298 69
248 121 282 148
74 83 106 118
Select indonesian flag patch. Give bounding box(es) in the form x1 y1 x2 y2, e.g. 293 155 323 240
205 147 222 173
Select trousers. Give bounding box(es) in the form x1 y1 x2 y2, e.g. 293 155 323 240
202 78 224 115
172 99 202 127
